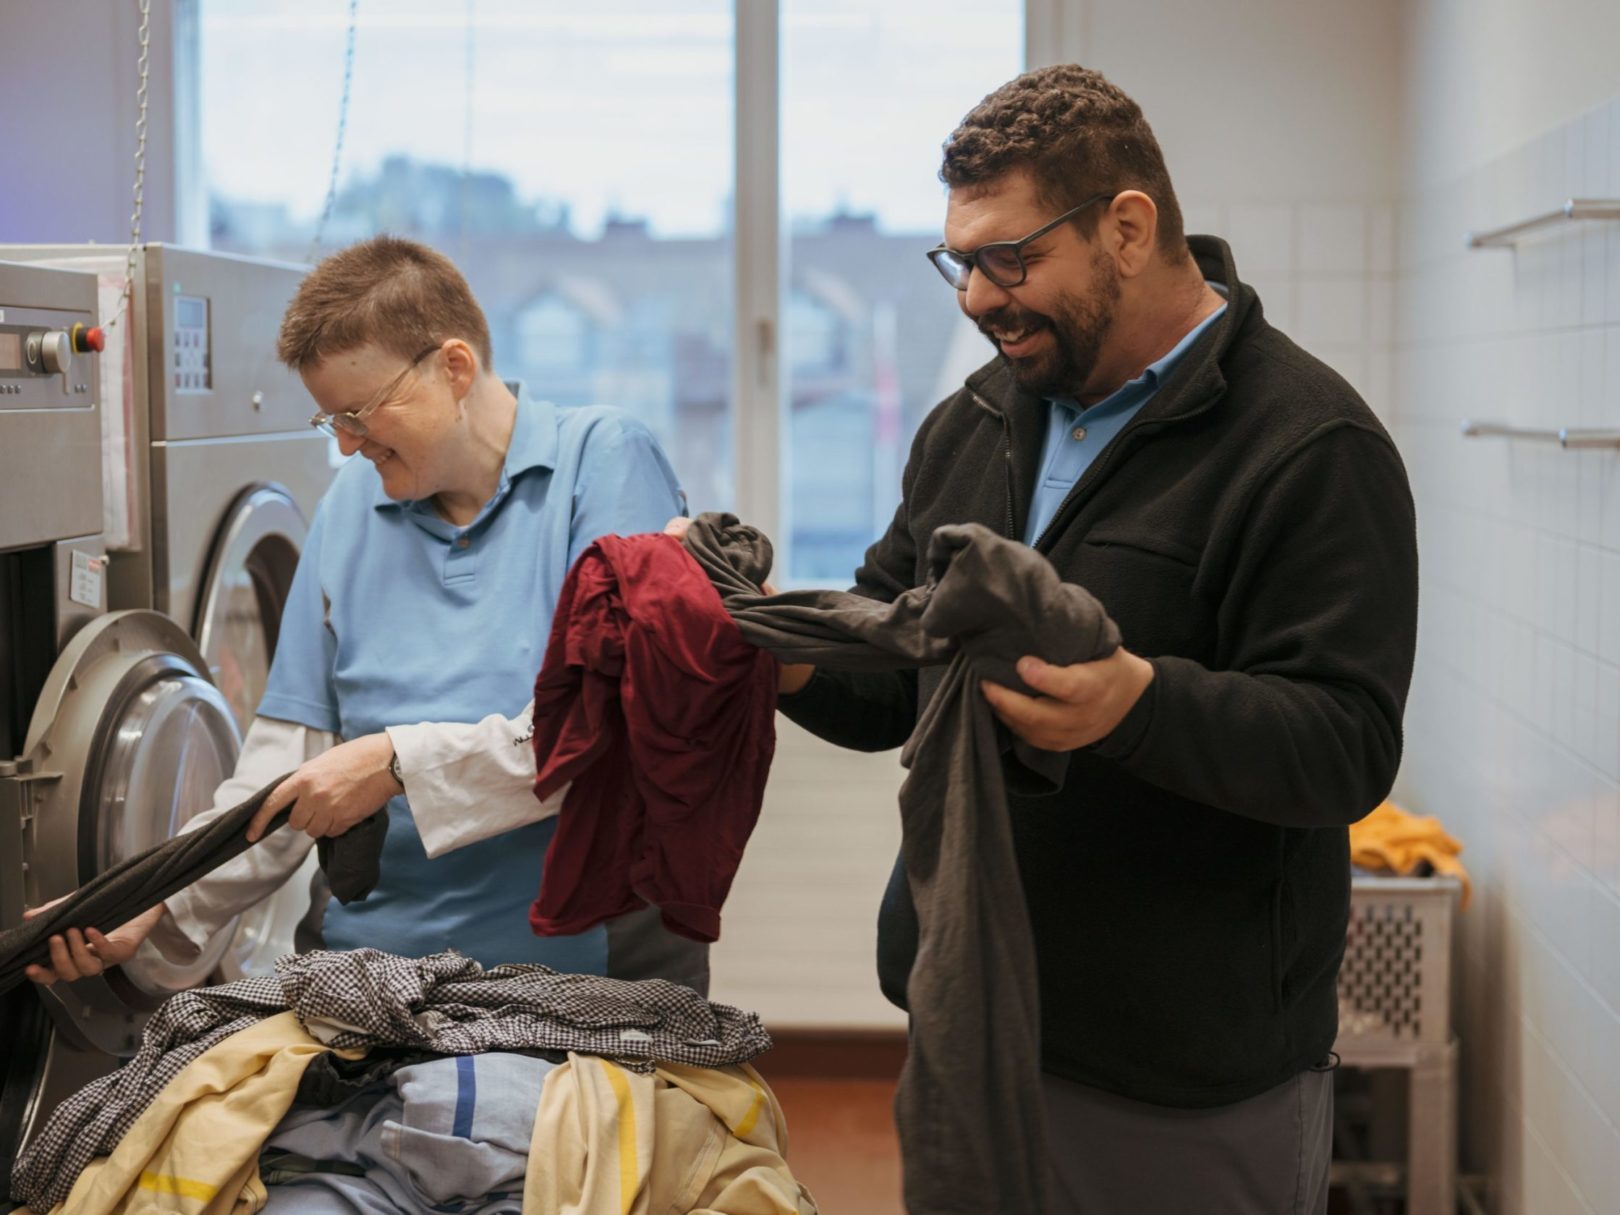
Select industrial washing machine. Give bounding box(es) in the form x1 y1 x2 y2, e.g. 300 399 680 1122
0 260 242 1171
0 244 337 982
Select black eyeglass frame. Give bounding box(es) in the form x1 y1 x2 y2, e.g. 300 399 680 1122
926 191 1118 290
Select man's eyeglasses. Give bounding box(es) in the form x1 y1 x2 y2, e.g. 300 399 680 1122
926 192 1116 291
308 343 441 439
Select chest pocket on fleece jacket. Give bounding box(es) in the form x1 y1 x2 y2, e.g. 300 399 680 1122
1071 531 1207 660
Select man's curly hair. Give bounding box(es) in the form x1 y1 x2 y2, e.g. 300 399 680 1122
940 64 1187 257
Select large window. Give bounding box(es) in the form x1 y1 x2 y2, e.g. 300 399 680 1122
781 0 1022 579
202 0 735 511
199 1 1022 581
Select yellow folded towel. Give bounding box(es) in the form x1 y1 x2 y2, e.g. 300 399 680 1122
1349 801 1471 908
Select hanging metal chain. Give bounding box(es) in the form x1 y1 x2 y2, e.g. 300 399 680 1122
107 0 153 334
307 0 360 263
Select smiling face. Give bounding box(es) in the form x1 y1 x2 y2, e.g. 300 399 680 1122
944 168 1122 400
302 342 463 502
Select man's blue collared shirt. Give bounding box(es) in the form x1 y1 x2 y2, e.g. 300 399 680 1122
1024 297 1227 546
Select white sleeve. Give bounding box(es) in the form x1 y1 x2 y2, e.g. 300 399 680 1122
387 699 567 860
147 716 332 962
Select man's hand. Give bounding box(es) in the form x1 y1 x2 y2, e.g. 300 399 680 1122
663 516 813 694
245 732 401 843
777 663 815 694
24 901 165 986
981 648 1155 751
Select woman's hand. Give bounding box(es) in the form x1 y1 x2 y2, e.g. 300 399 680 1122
664 515 812 693
245 732 402 844
24 900 165 986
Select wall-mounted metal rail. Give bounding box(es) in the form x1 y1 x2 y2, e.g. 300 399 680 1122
1467 199 1620 248
1460 421 1620 449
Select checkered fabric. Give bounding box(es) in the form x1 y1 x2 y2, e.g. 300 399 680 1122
11 948 770 1210
9 976 285 1210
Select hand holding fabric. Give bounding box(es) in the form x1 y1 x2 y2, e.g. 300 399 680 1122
23 900 165 986
664 515 811 692
981 648 1155 751
245 732 401 843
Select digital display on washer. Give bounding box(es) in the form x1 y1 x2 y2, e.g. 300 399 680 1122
174 295 212 392
177 296 206 329
0 333 19 371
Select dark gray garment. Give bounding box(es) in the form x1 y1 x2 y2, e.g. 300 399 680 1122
11 947 772 1210
683 512 1121 1215
0 777 385 996
1042 1065 1334 1215
606 902 711 996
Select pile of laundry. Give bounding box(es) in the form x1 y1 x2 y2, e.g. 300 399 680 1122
11 948 815 1215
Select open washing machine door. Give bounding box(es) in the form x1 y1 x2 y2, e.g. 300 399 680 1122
191 481 319 981
8 610 242 1013
0 610 241 1167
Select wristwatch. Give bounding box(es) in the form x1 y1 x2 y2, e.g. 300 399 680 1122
388 750 404 788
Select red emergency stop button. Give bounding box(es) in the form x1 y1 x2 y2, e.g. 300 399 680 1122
71 324 105 354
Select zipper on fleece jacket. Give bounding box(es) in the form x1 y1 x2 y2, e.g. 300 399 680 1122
969 388 1017 540
971 380 1143 550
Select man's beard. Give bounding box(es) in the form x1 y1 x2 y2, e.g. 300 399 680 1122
978 251 1121 399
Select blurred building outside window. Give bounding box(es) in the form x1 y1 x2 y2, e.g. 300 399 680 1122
200 0 1022 583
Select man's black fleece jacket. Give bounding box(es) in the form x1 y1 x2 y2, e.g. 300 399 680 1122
780 235 1419 1109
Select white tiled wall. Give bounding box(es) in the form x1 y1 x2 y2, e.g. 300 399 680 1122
1391 94 1620 1215
709 719 907 1028
1187 200 1395 425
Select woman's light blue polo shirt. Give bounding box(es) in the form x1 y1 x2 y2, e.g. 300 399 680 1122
257 387 684 971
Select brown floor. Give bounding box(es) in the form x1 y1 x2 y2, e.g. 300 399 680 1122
752 1032 907 1213
765 1075 904 1215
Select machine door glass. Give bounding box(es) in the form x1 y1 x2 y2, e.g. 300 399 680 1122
85 655 242 997
193 483 305 734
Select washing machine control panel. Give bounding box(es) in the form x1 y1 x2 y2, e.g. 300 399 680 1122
171 293 212 394
0 304 96 409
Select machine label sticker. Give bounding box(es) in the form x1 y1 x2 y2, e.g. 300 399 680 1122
69 550 105 608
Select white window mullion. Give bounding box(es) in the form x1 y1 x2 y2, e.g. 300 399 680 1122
732 0 784 547
1024 0 1085 69
173 0 206 248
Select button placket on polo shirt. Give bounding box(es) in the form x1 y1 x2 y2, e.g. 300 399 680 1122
443 527 479 585
440 476 513 588
1044 404 1092 490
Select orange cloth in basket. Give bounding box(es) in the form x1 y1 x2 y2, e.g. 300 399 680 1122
1349 801 1471 908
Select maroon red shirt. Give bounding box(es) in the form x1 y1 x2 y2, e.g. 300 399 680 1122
528 532 777 943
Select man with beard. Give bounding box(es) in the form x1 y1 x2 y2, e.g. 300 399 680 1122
771 64 1418 1213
